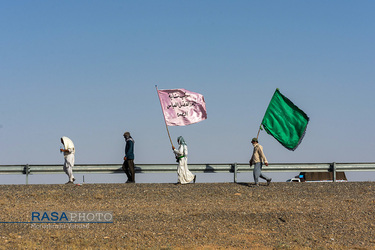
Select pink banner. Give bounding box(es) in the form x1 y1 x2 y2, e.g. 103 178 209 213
157 88 207 126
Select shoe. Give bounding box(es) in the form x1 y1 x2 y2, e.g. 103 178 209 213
267 178 272 186
126 180 135 183
65 181 74 184
72 178 75 182
193 175 196 184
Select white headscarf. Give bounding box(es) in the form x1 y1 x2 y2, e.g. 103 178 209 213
61 136 75 153
177 136 187 146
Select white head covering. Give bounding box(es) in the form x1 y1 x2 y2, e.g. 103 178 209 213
61 136 75 153
177 136 187 146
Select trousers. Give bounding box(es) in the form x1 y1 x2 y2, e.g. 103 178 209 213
122 159 135 182
253 162 270 184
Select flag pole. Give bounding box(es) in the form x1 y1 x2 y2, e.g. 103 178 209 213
155 85 174 148
256 125 261 140
257 89 278 140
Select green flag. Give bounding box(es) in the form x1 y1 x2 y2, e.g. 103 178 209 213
261 89 309 151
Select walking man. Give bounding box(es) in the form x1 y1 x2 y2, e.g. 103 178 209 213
122 132 135 183
249 137 272 186
60 136 75 184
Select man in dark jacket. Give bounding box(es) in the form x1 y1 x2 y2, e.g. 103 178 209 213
122 132 135 183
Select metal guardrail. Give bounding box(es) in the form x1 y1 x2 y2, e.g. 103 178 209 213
1 162 375 184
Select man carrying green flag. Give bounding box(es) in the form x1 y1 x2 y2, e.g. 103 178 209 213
260 88 309 151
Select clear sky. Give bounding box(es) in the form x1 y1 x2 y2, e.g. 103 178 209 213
1 1 375 169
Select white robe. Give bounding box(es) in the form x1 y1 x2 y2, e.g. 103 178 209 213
174 144 195 184
63 153 75 182
61 136 75 182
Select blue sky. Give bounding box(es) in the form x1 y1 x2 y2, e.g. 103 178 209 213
1 0 375 169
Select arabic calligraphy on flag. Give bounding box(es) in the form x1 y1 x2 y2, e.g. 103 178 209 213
157 88 207 126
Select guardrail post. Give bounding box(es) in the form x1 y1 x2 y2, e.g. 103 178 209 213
23 164 30 185
332 162 336 183
233 163 237 183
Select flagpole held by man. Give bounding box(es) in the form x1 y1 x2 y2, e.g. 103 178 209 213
155 85 175 148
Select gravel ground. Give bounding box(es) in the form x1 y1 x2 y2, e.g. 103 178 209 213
0 182 375 249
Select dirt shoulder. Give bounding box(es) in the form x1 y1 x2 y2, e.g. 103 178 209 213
1 182 374 249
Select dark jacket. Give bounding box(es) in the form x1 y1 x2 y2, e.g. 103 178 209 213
125 138 135 160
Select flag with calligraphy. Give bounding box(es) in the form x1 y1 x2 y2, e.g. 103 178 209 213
261 88 309 151
157 88 207 126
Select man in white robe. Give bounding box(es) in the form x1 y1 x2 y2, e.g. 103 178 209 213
172 136 196 184
60 136 75 184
